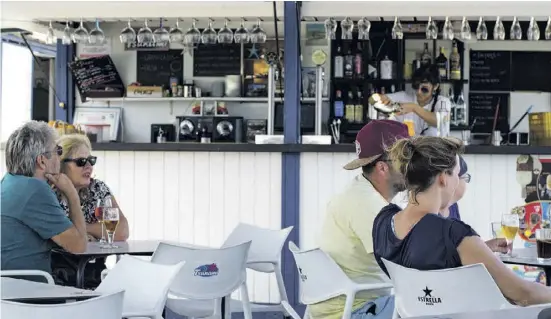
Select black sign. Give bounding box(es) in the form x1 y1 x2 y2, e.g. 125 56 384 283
469 50 511 91
511 51 551 92
468 92 510 134
193 43 241 77
137 50 183 86
68 55 125 102
124 40 170 51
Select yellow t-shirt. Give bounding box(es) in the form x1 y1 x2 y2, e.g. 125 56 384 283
308 175 392 319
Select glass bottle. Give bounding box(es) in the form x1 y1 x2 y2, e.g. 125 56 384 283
436 101 451 137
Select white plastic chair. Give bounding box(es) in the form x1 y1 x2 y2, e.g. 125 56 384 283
0 270 55 284
1 290 124 319
154 241 252 319
289 242 393 319
95 254 185 319
221 223 294 315
382 258 515 318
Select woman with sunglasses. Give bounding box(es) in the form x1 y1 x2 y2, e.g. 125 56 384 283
368 65 449 136
52 133 129 288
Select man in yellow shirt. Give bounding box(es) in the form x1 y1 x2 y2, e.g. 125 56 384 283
309 120 409 319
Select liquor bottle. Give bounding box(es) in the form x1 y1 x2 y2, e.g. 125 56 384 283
421 43 432 66
435 47 448 81
354 90 364 124
449 88 457 126
334 46 344 78
354 42 363 79
449 42 461 80
334 90 344 118
345 91 355 123
344 46 354 79
436 101 450 137
455 92 467 126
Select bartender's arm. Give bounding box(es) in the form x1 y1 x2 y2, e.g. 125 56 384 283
399 98 451 127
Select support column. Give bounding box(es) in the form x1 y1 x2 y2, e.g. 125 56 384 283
54 40 74 122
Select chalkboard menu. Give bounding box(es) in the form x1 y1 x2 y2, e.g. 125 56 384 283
468 92 510 133
193 43 241 77
469 50 511 91
69 55 125 102
511 51 551 92
137 50 183 86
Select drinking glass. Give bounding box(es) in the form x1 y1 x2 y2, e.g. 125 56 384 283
545 17 551 40
391 17 403 40
426 17 438 40
442 17 455 40
46 21 57 45
340 17 354 40
460 17 471 40
510 16 522 40
184 19 202 45
62 20 73 45
218 18 234 44
324 17 337 40
153 18 170 43
234 18 250 43
536 229 551 262
476 17 488 40
88 19 105 45
72 18 89 44
169 19 184 43
137 19 154 44
250 18 267 44
357 18 371 40
94 206 106 243
120 19 136 44
101 208 120 249
527 17 540 41
493 16 505 40
202 18 218 45
501 214 520 256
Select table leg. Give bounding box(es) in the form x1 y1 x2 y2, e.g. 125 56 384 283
75 257 94 289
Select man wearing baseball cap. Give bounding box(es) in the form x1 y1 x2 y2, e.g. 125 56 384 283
309 120 409 319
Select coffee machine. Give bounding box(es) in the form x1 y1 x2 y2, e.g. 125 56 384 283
212 116 243 143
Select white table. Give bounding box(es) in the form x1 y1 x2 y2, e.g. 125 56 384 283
500 247 551 286
1 277 101 303
406 305 551 319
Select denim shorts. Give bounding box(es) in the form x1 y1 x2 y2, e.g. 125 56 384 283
351 295 395 319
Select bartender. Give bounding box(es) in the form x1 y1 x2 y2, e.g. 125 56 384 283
368 65 451 136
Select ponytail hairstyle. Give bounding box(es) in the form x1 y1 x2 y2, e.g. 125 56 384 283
412 65 441 112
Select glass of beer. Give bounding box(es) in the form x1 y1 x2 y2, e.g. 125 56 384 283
94 206 106 243
501 213 520 257
101 207 119 249
536 229 551 262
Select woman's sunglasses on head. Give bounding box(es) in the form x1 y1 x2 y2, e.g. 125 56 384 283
63 156 97 167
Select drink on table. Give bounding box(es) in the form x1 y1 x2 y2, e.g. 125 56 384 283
501 213 520 257
95 200 106 243
537 229 551 262
101 207 120 249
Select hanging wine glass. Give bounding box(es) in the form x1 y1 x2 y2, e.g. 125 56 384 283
510 16 522 40
324 17 337 40
425 17 438 40
46 21 57 45
391 17 403 40
202 18 218 44
476 17 488 40
493 16 505 40
137 19 154 43
357 17 371 40
120 20 136 44
442 17 454 40
546 16 551 40
184 19 202 44
250 18 267 44
218 18 234 44
89 19 105 44
62 20 72 45
72 18 89 44
460 17 471 40
527 17 540 41
153 18 170 43
234 18 250 43
169 19 184 43
340 17 354 40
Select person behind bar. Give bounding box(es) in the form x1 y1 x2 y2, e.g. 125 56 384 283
373 136 551 306
311 120 410 319
368 65 451 137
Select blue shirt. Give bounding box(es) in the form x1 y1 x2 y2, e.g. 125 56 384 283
448 203 461 220
372 204 478 277
1 174 73 274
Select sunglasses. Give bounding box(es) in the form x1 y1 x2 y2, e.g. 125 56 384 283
412 82 432 94
63 156 97 167
43 145 63 157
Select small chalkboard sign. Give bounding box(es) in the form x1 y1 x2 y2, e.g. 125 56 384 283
511 51 551 92
193 43 241 77
468 92 510 134
69 55 125 102
137 50 183 86
469 50 511 91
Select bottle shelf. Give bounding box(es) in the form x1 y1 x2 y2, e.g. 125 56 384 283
333 78 468 85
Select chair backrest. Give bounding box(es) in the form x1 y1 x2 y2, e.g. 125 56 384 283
288 241 351 305
96 255 184 317
382 259 514 317
0 270 55 285
1 290 124 319
152 240 251 300
222 223 293 272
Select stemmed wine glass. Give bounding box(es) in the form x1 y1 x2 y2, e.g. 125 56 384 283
153 18 170 43
324 17 337 40
46 21 57 45
546 17 551 40
62 20 72 45
137 19 154 43
101 207 120 249
94 199 106 244
510 16 522 40
72 18 89 44
426 17 438 40
494 16 505 40
169 19 184 43
250 18 267 44
391 17 403 40
202 18 218 44
234 18 250 43
442 17 454 40
218 18 234 44
120 19 136 44
340 17 354 40
184 19 202 45
357 18 371 40
527 17 540 41
501 213 520 257
460 17 471 40
476 17 488 40
88 19 105 45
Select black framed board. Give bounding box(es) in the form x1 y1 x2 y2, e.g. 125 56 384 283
193 43 241 77
511 51 551 92
469 50 511 92
136 50 183 86
468 92 510 134
68 55 125 102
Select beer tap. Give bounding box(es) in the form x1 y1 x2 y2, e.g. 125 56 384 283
303 49 332 145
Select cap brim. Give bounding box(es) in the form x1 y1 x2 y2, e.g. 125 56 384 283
343 154 382 170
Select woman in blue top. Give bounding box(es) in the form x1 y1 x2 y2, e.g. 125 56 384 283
372 136 551 306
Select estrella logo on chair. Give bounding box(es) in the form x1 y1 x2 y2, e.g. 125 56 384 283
194 263 219 277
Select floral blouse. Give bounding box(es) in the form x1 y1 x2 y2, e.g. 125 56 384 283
56 178 112 223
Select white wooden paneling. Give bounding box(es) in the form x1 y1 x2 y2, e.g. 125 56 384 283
0 151 282 304
300 153 525 250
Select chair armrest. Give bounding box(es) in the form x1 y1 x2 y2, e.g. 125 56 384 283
246 260 277 265
354 282 394 292
1 270 55 285
122 310 155 318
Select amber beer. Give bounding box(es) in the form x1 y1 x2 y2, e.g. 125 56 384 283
537 229 551 261
104 220 119 233
501 225 519 240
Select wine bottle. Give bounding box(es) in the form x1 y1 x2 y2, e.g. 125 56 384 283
421 43 432 66
334 90 344 118
435 47 448 81
450 42 461 80
334 46 344 78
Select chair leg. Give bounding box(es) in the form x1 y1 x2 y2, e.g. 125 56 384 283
240 283 253 319
342 296 354 319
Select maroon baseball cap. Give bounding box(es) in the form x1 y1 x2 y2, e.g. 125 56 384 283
343 119 410 170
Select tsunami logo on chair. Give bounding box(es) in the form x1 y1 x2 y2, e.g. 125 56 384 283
194 263 219 277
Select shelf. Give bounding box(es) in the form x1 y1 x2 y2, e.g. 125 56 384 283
84 97 330 103
333 78 468 85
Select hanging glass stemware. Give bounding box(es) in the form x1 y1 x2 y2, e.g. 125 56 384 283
425 17 438 40
250 18 267 44
153 18 170 43
137 19 154 43
46 21 57 45
72 18 89 44
493 16 505 40
527 17 540 41
169 19 184 43
184 19 202 44
62 20 72 45
202 18 218 44
442 17 454 40
460 17 471 40
324 17 337 40
120 20 136 44
391 17 403 40
340 17 353 40
510 16 522 40
476 17 488 40
357 18 371 40
234 18 250 43
218 18 234 44
546 17 551 40
89 19 105 45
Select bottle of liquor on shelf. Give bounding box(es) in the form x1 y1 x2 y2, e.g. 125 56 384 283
354 42 363 79
449 42 461 80
345 91 355 123
344 46 355 79
448 88 457 126
354 90 364 124
334 46 344 78
380 56 393 80
334 90 344 118
435 47 449 81
455 91 467 126
421 42 432 66
436 101 451 137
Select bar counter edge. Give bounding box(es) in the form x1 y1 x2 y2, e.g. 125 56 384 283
90 143 551 155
